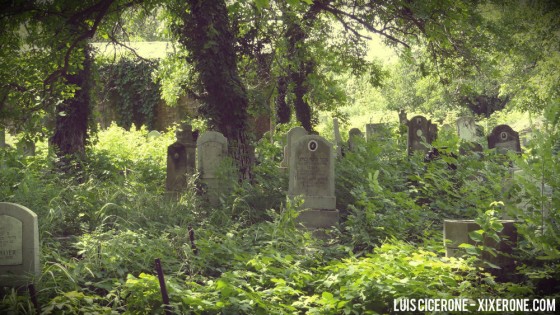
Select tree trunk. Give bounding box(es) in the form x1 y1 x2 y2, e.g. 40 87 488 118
180 0 254 180
275 75 290 124
49 44 91 163
283 3 324 132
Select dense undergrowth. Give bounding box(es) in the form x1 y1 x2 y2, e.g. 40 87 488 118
1 123 558 314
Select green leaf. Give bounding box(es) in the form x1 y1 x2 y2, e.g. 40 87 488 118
468 229 484 242
254 0 269 9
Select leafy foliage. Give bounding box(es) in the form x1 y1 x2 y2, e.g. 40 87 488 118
96 58 161 130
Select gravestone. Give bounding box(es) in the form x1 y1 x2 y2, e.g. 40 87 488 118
166 124 196 193
456 117 479 142
147 130 161 139
17 139 35 157
407 115 437 155
347 128 364 152
365 123 390 142
288 135 338 232
487 125 521 154
332 118 343 157
519 128 533 147
398 109 408 125
280 127 308 168
444 219 517 273
0 202 40 287
197 131 228 205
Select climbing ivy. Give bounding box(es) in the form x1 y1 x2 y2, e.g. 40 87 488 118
96 58 161 130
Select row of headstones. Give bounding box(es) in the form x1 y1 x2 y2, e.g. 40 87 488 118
278 116 531 238
344 116 523 156
166 124 228 205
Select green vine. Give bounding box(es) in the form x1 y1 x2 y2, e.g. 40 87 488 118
97 58 160 130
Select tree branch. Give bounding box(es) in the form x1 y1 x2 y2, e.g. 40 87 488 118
316 2 411 48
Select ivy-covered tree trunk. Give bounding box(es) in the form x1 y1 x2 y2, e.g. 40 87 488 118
180 0 254 180
50 44 91 161
283 3 324 132
275 75 290 124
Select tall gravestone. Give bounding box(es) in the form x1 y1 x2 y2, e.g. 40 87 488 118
280 127 308 168
407 115 437 155
288 135 338 232
166 124 196 193
456 117 479 142
347 128 364 152
332 118 343 157
487 125 521 154
365 123 390 142
0 202 40 287
197 131 228 205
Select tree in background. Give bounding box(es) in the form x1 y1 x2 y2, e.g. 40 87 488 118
0 0 147 163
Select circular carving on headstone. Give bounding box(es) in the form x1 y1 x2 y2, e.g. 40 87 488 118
500 131 508 141
308 140 318 152
416 129 423 137
173 153 179 159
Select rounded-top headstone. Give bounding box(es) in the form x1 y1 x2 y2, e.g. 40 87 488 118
487 124 521 154
0 202 40 287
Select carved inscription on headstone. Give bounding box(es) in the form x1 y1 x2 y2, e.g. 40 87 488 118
487 125 521 154
288 135 335 210
0 215 23 265
0 202 40 287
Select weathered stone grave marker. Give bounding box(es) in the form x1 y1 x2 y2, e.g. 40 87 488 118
487 124 521 154
197 131 228 205
347 128 364 152
166 124 197 193
0 202 40 287
17 139 35 157
519 128 533 147
456 117 479 142
407 115 437 155
365 123 390 142
332 118 343 157
444 219 517 273
288 135 338 233
280 127 308 168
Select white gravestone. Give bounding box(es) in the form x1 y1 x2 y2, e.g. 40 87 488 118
0 202 40 287
288 135 338 230
456 117 479 142
197 131 228 205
